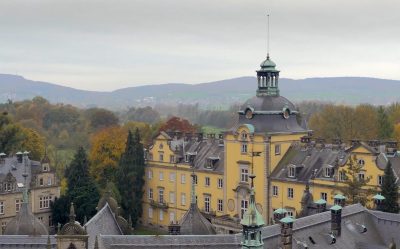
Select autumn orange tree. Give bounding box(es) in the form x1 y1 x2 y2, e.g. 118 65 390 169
159 116 198 133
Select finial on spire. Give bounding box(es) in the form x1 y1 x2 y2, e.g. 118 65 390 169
69 202 76 222
267 13 270 57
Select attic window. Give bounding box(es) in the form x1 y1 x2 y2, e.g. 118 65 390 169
241 131 248 141
357 159 365 166
324 166 334 178
288 165 296 178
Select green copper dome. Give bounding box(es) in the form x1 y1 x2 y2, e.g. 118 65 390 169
258 54 278 72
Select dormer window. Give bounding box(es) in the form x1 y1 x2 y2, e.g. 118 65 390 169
288 165 296 178
357 159 365 166
206 157 219 169
185 154 189 163
241 131 248 141
324 166 334 178
43 163 49 172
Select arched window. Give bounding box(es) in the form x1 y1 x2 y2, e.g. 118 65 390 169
67 243 77 249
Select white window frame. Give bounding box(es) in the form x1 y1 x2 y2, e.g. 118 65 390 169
287 188 294 199
204 196 211 213
148 170 153 179
181 174 186 184
275 144 281 155
148 188 153 200
240 167 249 183
169 172 175 182
159 172 164 181
0 202 4 214
169 212 175 223
378 175 384 186
15 199 22 213
217 199 223 212
39 196 51 209
205 177 210 187
241 143 248 153
240 199 248 219
158 188 164 203
181 193 186 206
169 192 175 204
148 207 153 219
324 167 331 178
217 178 223 189
321 192 328 201
272 185 278 197
159 210 164 221
288 166 296 178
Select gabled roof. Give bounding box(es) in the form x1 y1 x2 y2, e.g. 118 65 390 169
179 203 216 235
85 203 123 249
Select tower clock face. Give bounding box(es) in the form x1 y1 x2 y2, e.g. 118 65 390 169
245 109 253 119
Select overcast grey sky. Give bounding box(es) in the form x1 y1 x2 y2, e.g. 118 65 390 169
0 0 399 91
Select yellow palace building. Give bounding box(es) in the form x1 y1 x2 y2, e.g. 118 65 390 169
141 54 399 233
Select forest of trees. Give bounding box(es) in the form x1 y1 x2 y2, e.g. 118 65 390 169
2 96 400 222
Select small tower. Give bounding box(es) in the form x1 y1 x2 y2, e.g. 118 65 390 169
280 216 294 249
256 54 280 97
56 203 88 249
240 175 265 249
330 205 342 237
372 194 386 211
333 194 346 207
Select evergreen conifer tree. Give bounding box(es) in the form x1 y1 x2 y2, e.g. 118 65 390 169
381 161 399 213
52 147 100 225
377 106 393 140
117 129 145 227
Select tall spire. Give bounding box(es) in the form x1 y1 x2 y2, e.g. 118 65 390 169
69 202 76 222
191 171 196 205
22 151 29 203
267 13 270 57
240 175 265 248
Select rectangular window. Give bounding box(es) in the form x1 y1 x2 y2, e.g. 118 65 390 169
275 144 281 155
321 192 328 201
169 212 175 223
339 171 346 181
159 210 164 221
358 173 365 181
170 155 175 163
240 200 248 219
272 186 279 197
204 196 210 213
205 177 210 187
181 174 186 184
181 193 186 206
15 199 22 213
288 166 296 178
39 196 51 209
378 175 384 186
324 167 331 177
47 177 52 186
185 154 189 163
241 168 249 182
169 172 176 182
241 143 248 153
0 202 4 214
148 188 153 200
159 189 164 203
217 199 223 212
148 170 153 179
217 178 223 189
287 211 294 217
159 172 164 181
159 153 164 162
169 192 175 204
148 207 153 219
287 188 294 199
39 178 44 186
192 175 198 185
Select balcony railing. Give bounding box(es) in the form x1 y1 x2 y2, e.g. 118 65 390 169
149 199 169 210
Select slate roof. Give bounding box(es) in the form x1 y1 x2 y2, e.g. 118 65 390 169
95 204 400 249
84 203 123 249
179 203 216 235
271 144 348 182
0 156 35 189
0 235 56 248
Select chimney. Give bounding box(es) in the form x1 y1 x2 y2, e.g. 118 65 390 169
280 216 294 249
372 194 385 211
273 208 287 223
330 205 342 237
197 133 203 142
16 151 23 163
333 194 346 207
315 199 327 213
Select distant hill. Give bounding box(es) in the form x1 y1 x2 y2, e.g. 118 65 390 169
1 74 400 109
